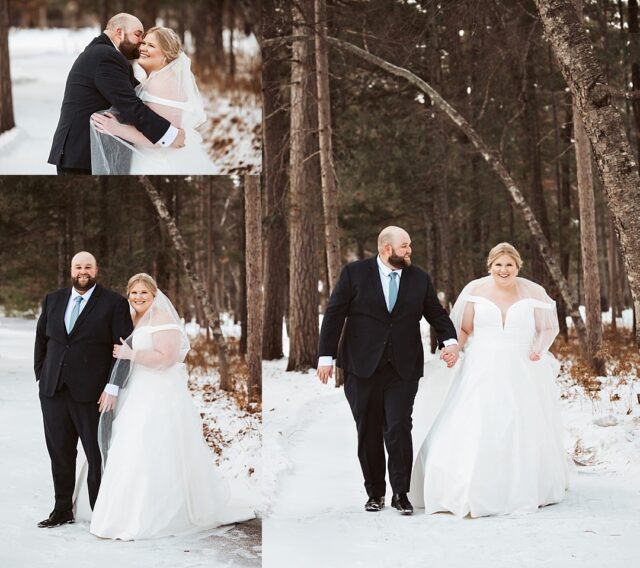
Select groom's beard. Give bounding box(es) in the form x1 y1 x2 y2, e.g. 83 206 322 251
72 275 97 292
119 39 140 60
388 250 411 269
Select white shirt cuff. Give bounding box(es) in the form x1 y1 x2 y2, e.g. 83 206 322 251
104 384 119 396
156 125 179 147
318 356 334 367
443 339 459 347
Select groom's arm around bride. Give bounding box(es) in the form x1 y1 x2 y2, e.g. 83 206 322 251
48 13 185 174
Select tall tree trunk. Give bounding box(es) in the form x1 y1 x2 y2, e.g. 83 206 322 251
314 0 341 293
244 175 262 404
606 212 620 334
0 0 15 134
139 176 233 392
287 0 319 372
261 0 289 360
574 111 605 372
572 0 604 373
535 0 640 345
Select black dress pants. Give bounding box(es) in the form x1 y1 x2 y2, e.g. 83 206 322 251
39 385 102 511
344 362 419 497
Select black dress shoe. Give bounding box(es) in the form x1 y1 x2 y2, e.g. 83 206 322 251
364 496 385 512
391 493 414 515
37 510 74 528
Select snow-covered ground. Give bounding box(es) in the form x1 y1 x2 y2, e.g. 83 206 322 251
0 27 260 175
0 316 261 567
262 319 639 568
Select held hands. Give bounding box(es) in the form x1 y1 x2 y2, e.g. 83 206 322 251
91 112 124 137
113 337 134 360
317 365 334 384
98 391 117 413
440 344 460 368
529 351 541 361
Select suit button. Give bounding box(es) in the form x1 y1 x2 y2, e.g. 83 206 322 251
65 345 69 349
389 323 393 328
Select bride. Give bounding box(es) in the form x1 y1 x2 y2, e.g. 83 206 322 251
89 27 217 175
87 273 253 540
409 243 570 517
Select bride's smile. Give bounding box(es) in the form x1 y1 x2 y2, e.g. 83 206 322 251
128 282 154 316
137 32 165 73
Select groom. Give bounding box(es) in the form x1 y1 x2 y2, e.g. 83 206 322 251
48 13 186 174
317 226 459 515
34 251 132 527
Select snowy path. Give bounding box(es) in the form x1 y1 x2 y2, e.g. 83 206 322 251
263 359 639 568
0 317 260 568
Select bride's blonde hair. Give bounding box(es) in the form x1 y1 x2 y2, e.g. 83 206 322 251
145 27 182 63
486 242 523 271
127 273 158 296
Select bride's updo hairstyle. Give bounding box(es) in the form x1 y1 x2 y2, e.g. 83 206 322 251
486 242 523 271
127 273 158 297
145 26 182 63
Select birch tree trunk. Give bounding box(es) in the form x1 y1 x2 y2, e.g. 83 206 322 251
314 0 341 293
139 176 233 391
244 175 262 404
534 0 640 345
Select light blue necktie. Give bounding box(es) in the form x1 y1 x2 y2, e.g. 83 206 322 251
68 296 83 333
388 272 398 312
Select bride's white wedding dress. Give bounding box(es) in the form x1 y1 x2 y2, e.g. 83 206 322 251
74 290 254 540
409 277 570 517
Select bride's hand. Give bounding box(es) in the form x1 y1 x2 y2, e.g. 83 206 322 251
113 337 135 360
98 392 117 413
529 351 541 361
91 112 124 137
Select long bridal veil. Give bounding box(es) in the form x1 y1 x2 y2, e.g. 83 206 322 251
90 51 207 174
97 289 190 465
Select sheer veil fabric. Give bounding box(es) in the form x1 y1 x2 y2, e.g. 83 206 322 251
98 289 189 465
90 51 216 174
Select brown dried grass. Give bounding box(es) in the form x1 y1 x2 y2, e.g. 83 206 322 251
552 326 640 398
186 335 261 415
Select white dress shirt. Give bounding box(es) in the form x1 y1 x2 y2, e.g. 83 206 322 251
64 285 96 331
318 256 457 367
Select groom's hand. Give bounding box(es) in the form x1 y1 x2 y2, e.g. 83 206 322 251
98 392 117 413
440 345 460 368
170 128 186 148
317 365 334 384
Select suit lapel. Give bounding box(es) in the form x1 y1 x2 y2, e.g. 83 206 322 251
68 285 102 337
369 257 388 313
59 288 73 337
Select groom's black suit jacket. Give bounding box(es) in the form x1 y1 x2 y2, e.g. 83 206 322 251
34 284 133 403
318 257 457 381
48 33 171 171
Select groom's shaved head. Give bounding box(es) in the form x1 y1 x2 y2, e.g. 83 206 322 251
105 13 143 33
71 251 97 269
377 226 410 252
